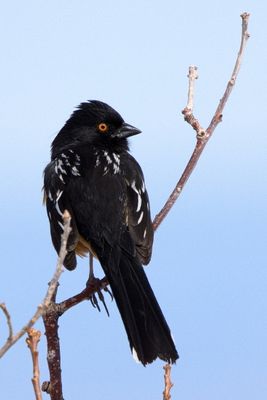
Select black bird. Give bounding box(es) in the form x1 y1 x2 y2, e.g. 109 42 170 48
43 100 178 365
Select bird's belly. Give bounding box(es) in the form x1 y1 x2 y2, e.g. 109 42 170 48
75 234 98 259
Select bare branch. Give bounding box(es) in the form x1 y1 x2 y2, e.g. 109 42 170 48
0 210 71 358
58 277 109 314
181 66 206 138
42 303 63 400
162 363 173 400
206 12 250 137
0 303 13 341
26 329 43 400
187 65 198 109
41 275 111 400
43 210 71 308
153 12 250 231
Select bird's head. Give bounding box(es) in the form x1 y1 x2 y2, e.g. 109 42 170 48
51 100 141 157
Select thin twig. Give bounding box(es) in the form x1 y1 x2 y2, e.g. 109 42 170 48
0 210 72 358
153 12 250 231
163 364 173 400
26 328 43 400
182 66 206 138
187 65 198 110
206 12 250 137
0 303 13 341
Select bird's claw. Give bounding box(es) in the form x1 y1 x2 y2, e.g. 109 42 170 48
86 276 111 316
103 286 113 301
90 293 101 312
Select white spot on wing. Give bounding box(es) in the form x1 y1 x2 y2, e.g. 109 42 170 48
113 153 120 164
56 190 63 202
113 162 120 174
103 166 108 176
95 154 100 167
58 174 65 183
72 166 80 176
55 158 67 175
48 191 53 201
136 192 142 212
58 221 64 230
55 201 63 217
137 211 144 224
141 180 145 193
106 154 112 164
143 228 147 239
131 180 142 212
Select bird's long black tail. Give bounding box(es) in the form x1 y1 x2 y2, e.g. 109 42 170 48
98 245 179 366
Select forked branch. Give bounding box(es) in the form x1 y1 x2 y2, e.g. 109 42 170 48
0 210 71 358
153 12 250 230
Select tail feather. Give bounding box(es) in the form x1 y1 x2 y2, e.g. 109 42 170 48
99 246 179 365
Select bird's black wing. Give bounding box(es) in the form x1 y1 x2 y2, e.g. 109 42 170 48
121 153 154 265
43 148 132 269
43 152 82 270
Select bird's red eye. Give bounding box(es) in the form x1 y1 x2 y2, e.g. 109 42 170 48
98 123 109 133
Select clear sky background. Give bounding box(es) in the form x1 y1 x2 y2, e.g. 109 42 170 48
0 1 266 399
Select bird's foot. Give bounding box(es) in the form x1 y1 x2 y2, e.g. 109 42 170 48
86 275 112 316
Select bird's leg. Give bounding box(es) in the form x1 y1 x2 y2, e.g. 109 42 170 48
86 252 111 316
87 253 100 311
89 252 94 280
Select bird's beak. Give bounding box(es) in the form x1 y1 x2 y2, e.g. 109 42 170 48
113 122 142 139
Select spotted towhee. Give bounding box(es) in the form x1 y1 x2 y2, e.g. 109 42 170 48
43 100 178 365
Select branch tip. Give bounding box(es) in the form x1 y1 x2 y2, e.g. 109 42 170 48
188 65 198 79
0 303 13 342
241 12 250 20
153 12 250 230
26 329 43 400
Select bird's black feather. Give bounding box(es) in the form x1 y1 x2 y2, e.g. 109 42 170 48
43 100 178 365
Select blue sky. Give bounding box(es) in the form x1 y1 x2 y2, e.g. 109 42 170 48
0 1 266 399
